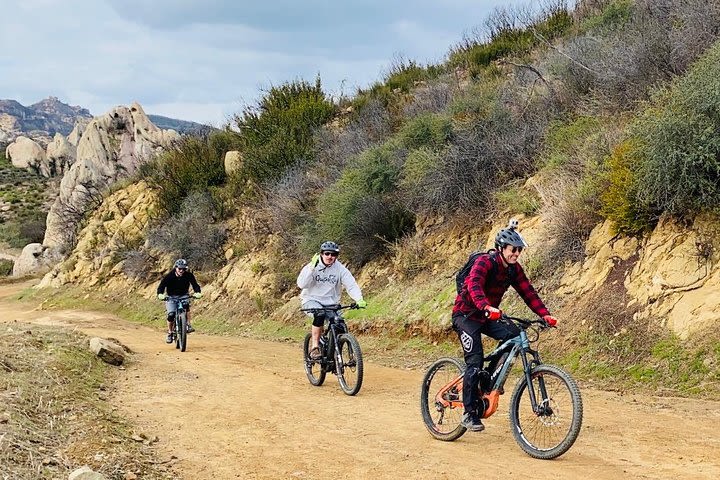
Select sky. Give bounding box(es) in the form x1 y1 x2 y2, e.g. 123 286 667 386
1 0 530 126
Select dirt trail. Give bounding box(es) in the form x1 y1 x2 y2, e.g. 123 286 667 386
1 282 719 480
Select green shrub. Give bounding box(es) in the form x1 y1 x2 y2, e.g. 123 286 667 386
398 113 453 150
141 131 229 216
579 0 633 33
630 41 720 217
0 258 13 276
600 140 653 234
231 77 335 185
494 183 540 216
312 142 414 264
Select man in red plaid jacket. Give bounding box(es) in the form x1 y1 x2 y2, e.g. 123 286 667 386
452 220 558 432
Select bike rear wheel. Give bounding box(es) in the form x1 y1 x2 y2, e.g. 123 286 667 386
336 333 363 396
509 364 583 459
420 357 467 441
303 333 326 386
177 312 187 352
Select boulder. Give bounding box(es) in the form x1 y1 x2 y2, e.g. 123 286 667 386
224 150 242 175
45 133 76 176
5 136 46 173
12 243 55 277
69 466 107 480
89 337 126 366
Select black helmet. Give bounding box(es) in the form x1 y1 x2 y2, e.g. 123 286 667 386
174 258 189 270
319 241 340 254
494 219 528 249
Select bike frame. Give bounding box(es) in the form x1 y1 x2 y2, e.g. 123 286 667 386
435 318 546 418
320 311 349 370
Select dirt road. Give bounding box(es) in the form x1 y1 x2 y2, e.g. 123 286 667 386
2 283 719 480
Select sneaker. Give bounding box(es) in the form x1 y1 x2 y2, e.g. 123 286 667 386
461 412 485 432
165 333 174 344
308 347 322 360
187 324 195 333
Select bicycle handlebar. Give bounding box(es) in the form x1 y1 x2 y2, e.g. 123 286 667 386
300 303 360 313
501 314 554 330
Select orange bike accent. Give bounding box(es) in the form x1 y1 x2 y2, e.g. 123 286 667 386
481 390 501 418
435 377 464 409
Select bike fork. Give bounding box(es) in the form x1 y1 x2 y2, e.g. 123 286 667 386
520 354 549 414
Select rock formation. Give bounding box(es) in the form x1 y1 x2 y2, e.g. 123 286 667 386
42 102 178 251
5 136 47 173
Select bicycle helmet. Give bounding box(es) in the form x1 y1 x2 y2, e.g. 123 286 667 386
494 218 529 249
319 241 340 254
174 258 189 270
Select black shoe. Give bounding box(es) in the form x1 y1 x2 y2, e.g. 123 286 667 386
461 413 485 432
165 333 174 344
187 324 195 333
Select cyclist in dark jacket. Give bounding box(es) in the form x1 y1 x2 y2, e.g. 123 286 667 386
452 220 558 432
157 258 202 343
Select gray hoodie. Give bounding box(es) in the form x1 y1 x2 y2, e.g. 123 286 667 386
296 259 363 306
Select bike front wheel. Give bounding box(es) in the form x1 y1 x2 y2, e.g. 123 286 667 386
303 333 326 386
509 364 583 459
420 357 467 441
336 333 363 396
176 312 187 352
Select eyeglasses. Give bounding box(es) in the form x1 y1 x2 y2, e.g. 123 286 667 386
511 246 523 253
321 252 338 257
176 267 188 271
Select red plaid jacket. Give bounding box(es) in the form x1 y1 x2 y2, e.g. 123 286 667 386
452 253 550 322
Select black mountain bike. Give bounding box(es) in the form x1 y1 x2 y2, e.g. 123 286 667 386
164 294 193 352
420 315 583 460
301 304 364 396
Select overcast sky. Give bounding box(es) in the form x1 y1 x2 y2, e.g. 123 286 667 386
1 0 529 126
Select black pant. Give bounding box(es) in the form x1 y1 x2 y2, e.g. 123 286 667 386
452 313 520 414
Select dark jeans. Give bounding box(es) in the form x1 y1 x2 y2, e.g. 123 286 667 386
452 313 520 414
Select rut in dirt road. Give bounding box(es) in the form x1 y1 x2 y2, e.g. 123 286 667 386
1 284 719 480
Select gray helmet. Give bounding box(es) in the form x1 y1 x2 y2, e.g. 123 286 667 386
494 219 528 249
319 241 340 254
174 258 188 270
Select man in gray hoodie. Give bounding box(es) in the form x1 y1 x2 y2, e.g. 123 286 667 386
297 241 366 359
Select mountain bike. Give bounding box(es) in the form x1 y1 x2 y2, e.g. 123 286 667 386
163 294 193 352
301 304 364 396
420 315 583 459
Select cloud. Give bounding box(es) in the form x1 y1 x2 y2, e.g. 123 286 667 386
1 0 529 124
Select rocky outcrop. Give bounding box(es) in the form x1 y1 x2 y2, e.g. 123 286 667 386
42 103 178 250
67 118 90 147
0 97 91 145
44 133 76 176
39 181 158 288
12 243 55 277
5 136 47 173
557 215 720 338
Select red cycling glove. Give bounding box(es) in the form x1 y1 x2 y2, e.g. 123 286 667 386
543 315 558 327
484 306 502 321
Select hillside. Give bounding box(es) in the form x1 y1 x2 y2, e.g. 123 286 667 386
29 0 720 398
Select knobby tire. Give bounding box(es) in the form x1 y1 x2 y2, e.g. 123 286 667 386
303 333 326 386
509 364 583 459
336 333 363 396
420 357 467 441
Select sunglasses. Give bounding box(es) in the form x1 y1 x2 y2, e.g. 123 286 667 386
510 246 524 253
321 251 338 257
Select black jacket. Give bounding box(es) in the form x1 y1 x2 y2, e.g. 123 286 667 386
157 270 201 296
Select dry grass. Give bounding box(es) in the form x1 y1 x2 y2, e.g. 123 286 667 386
0 323 173 479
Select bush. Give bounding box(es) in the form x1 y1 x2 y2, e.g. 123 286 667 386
630 41 720 217
600 140 653 234
312 142 414 264
0 258 13 276
140 131 229 216
147 191 227 270
231 77 335 185
551 0 720 110
398 113 453 150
